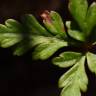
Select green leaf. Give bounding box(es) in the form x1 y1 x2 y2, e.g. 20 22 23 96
14 12 68 56
22 14 51 36
13 39 33 56
59 56 88 96
59 63 78 88
41 11 67 38
69 0 88 31
61 81 81 96
13 35 52 56
0 19 23 48
22 13 68 60
87 52 96 74
86 2 96 35
0 13 68 56
53 51 82 68
66 21 86 41
0 1 94 96
68 30 86 42
78 58 88 92
32 37 68 60
13 14 53 56
31 35 54 46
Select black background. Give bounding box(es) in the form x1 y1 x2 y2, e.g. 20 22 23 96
0 0 96 96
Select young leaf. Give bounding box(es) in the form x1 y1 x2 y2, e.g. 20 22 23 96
87 52 96 74
59 56 88 96
53 51 82 68
41 11 67 38
69 0 88 31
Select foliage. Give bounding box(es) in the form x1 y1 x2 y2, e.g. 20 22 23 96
0 0 96 96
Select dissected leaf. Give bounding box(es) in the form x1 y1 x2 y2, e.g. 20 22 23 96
59 63 78 88
61 80 81 96
78 58 88 92
87 52 96 74
32 37 68 60
0 19 23 48
13 35 51 56
17 13 68 57
59 56 88 96
53 51 82 68
0 0 95 96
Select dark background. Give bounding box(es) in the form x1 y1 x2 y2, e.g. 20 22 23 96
0 0 96 96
